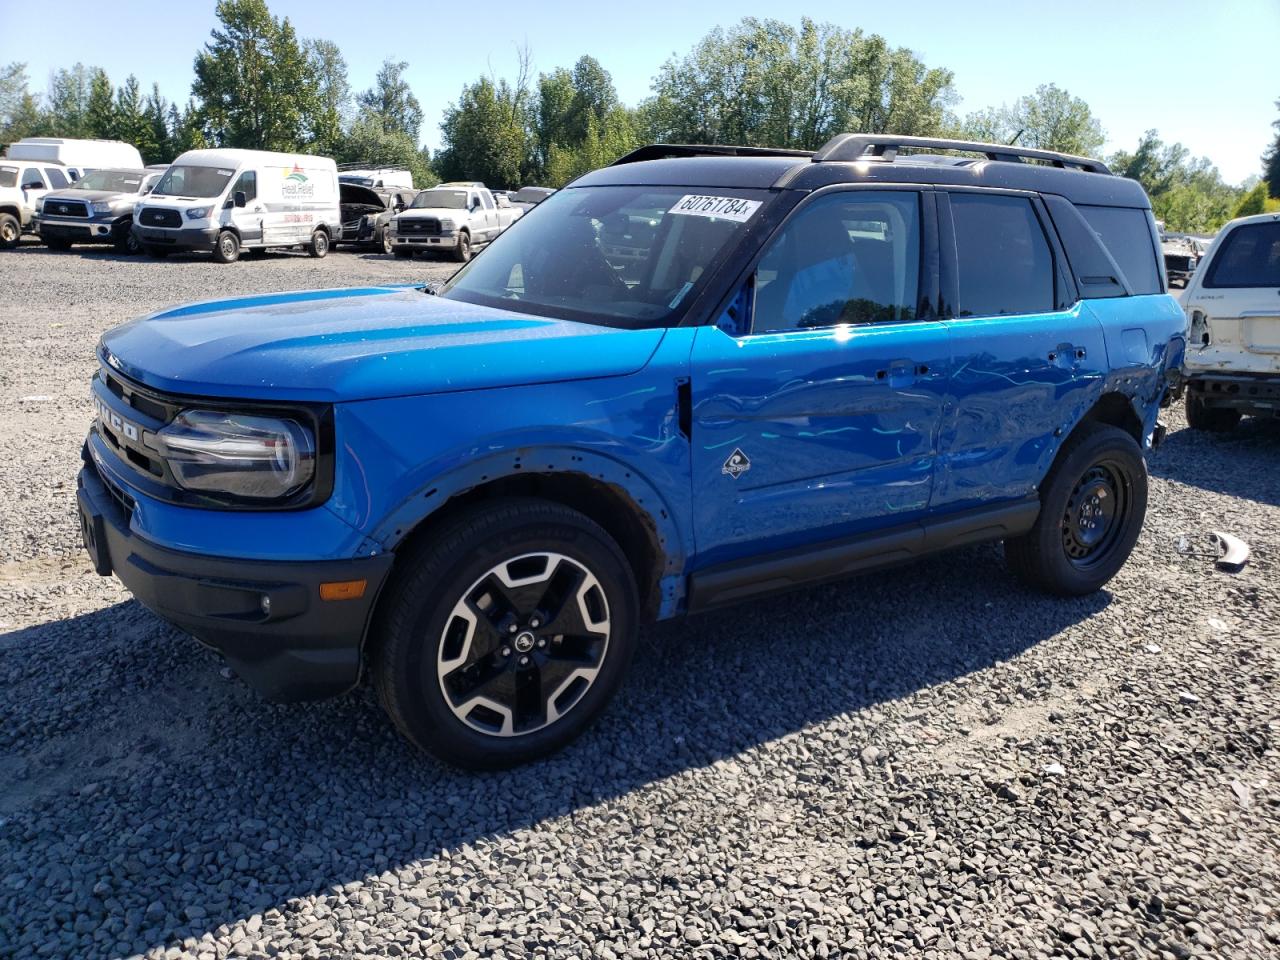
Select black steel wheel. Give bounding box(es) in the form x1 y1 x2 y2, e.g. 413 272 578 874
1006 422 1147 595
373 499 638 768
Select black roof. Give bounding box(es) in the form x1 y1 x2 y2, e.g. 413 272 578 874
574 135 1150 209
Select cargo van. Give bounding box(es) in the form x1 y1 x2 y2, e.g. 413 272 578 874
4 137 143 173
132 148 341 263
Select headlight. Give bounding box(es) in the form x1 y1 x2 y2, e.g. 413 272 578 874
186 206 212 220
440 218 455 231
155 411 315 501
35 199 44 215
387 219 398 235
91 200 113 215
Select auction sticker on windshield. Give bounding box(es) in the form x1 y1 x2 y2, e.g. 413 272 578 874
669 195 762 222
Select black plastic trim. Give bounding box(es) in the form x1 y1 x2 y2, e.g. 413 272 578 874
687 498 1039 612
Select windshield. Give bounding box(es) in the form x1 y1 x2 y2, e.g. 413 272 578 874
71 169 147 192
151 164 235 199
412 188 469 210
440 185 771 329
0 166 15 189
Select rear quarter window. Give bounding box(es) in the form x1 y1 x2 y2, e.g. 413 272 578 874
1076 205 1161 295
1205 221 1280 288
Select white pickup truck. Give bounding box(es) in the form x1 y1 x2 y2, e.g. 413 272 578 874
387 181 522 262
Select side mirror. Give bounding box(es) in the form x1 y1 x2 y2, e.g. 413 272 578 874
471 198 481 211
22 180 43 191
234 191 247 208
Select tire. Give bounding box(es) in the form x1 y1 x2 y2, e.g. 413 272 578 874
113 222 140 255
143 245 169 259
45 237 72 251
393 247 413 259
307 229 329 258
1004 422 1147 596
213 230 240 264
372 499 639 769
379 227 393 255
1185 392 1240 433
0 213 19 249
452 230 471 263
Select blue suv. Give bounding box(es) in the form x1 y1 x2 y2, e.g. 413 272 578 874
78 135 1185 767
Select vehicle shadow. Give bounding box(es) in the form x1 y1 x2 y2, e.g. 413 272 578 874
0 544 1107 956
1150 419 1280 507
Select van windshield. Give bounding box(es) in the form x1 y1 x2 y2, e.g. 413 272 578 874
439 185 771 329
72 170 146 192
412 189 468 210
151 165 235 199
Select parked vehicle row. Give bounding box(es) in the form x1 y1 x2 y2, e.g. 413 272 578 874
388 181 524 262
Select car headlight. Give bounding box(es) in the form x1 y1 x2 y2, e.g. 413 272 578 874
186 207 212 220
35 199 45 215
387 219 398 234
155 410 315 501
91 200 113 215
440 218 455 231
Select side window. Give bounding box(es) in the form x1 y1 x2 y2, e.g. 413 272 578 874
44 167 69 189
1205 222 1280 288
950 194 1054 317
21 167 46 189
231 171 257 203
481 192 495 210
752 191 922 333
1076 205 1161 294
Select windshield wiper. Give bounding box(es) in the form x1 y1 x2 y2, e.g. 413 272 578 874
420 282 440 296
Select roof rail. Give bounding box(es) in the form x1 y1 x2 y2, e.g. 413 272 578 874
612 143 814 165
812 134 1112 175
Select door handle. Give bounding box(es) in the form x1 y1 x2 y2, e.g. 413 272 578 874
878 359 923 388
1048 343 1082 367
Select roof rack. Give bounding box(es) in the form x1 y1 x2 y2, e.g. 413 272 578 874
812 134 1112 175
612 143 814 165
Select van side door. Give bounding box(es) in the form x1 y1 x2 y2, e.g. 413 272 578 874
933 190 1108 511
225 169 263 246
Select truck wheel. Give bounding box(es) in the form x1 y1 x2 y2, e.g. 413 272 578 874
0 213 19 249
144 245 169 259
1004 422 1147 596
307 229 329 258
1185 392 1240 432
45 237 72 251
114 222 140 255
213 230 240 264
393 247 414 259
373 499 639 769
452 230 471 263
380 227 393 255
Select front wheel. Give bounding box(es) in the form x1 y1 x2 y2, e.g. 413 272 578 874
1185 392 1240 432
114 222 140 255
0 213 19 249
213 230 240 264
1005 422 1147 596
379 227 393 255
452 231 471 263
373 499 639 769
307 229 329 258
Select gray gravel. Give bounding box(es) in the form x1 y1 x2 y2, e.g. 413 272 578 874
1 242 1278 960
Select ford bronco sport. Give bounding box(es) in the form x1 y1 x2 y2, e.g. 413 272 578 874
78 135 1185 768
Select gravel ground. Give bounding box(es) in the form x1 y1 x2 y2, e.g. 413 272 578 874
0 242 1277 960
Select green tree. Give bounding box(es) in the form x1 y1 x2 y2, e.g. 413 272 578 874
435 51 534 188
0 62 30 133
85 68 116 139
191 0 312 150
534 56 623 178
951 83 1104 156
337 113 435 187
304 38 350 155
1110 130 1243 233
1232 181 1269 218
1263 97 1280 199
113 75 152 158
45 63 94 138
144 84 173 163
356 59 422 141
545 107 642 187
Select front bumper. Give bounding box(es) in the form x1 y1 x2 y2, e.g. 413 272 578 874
131 224 220 251
39 215 123 244
393 232 458 250
1185 372 1280 417
77 454 395 701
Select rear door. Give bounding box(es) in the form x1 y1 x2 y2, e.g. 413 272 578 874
690 187 950 567
1186 218 1280 376
934 190 1107 510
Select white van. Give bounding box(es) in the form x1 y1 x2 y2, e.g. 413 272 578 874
1181 212 1280 431
4 137 143 172
132 149 341 263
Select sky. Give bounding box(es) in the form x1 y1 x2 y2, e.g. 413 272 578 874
3 0 1276 184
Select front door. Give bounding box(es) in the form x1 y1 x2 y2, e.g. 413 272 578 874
690 188 949 568
225 170 266 245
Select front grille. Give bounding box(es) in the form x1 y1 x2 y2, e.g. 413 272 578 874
1165 254 1192 272
138 206 182 228
397 218 440 236
47 199 88 218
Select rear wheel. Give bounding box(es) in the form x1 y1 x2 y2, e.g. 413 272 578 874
452 230 471 263
1185 392 1241 432
1005 422 1147 596
373 499 639 769
307 229 329 258
113 222 140 255
212 230 240 264
0 213 19 249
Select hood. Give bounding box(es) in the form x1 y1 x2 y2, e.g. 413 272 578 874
99 287 666 403
44 189 136 205
339 182 385 209
397 206 462 220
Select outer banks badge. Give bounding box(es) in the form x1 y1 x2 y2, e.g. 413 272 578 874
722 448 751 479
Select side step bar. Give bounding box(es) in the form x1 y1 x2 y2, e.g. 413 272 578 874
687 498 1040 612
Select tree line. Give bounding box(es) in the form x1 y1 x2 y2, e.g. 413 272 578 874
1 2 1276 233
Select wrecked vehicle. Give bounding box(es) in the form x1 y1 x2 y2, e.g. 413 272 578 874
1161 234 1200 287
77 135 1184 768
337 182 418 254
1181 212 1280 430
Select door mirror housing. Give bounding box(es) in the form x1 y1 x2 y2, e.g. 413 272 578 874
234 191 247 208
22 179 43 191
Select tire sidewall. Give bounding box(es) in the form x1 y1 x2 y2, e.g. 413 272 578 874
310 229 328 258
214 230 239 263
379 506 639 768
0 214 19 247
1032 426 1148 593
